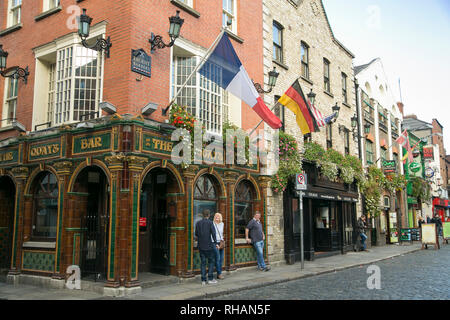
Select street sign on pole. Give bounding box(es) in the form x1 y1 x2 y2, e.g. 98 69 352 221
296 173 307 190
295 172 307 270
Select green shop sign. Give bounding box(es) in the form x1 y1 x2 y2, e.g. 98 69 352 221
382 160 396 173
142 133 174 156
0 149 18 165
28 141 61 161
72 132 111 155
409 162 421 173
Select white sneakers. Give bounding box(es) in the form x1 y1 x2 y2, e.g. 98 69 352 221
208 279 218 284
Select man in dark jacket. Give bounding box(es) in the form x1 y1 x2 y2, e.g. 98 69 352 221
431 214 443 237
194 209 219 285
356 215 368 251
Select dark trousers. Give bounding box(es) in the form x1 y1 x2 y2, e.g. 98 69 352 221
199 249 215 281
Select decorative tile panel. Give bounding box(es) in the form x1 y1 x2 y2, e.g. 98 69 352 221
22 251 55 273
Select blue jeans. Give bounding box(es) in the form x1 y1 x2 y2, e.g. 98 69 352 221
360 233 367 250
213 247 224 276
253 240 266 269
199 249 215 281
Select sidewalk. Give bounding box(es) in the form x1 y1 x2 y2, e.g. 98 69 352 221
0 243 421 300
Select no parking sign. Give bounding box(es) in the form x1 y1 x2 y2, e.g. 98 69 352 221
295 173 307 190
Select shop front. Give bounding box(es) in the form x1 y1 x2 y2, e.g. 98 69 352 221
284 162 358 263
0 115 270 293
432 197 448 222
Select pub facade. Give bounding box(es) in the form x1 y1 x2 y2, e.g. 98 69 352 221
0 0 269 295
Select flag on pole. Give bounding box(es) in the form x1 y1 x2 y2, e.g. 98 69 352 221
198 33 282 129
310 103 326 127
396 130 413 163
276 79 319 135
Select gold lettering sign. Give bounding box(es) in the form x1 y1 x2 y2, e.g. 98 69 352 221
0 152 14 162
30 144 60 157
81 137 102 150
145 137 173 152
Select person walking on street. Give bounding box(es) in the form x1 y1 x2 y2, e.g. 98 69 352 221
246 211 271 272
356 215 368 251
426 215 431 223
194 209 219 285
213 212 225 280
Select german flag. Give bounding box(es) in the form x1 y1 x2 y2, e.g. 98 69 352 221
277 79 319 135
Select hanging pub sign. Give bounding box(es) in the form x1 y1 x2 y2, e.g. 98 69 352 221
382 160 396 174
423 147 434 160
131 49 151 78
425 167 434 179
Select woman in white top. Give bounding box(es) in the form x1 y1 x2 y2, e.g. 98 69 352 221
213 212 225 279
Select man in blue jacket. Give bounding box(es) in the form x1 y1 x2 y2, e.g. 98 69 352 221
195 209 219 285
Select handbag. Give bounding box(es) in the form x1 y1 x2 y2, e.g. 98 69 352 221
214 223 225 249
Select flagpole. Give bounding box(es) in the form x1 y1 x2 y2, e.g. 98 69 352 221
162 28 226 115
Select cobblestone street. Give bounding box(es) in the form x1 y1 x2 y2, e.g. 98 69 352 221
213 245 450 300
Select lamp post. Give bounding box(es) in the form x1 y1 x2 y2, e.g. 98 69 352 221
254 67 279 94
331 103 340 122
149 10 184 53
307 88 316 106
0 45 29 84
78 9 112 58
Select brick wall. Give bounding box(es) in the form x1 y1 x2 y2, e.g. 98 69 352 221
0 0 263 134
262 0 358 264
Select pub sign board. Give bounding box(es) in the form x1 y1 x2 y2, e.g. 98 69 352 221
423 147 434 160
382 160 396 174
131 49 151 78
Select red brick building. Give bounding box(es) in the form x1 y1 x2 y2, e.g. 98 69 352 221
0 0 270 295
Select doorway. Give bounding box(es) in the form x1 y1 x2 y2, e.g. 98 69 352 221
73 167 110 280
0 176 15 271
139 168 177 275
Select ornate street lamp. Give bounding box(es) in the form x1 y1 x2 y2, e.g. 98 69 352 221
0 45 29 84
351 114 358 129
307 88 316 106
149 10 184 53
78 9 112 58
254 67 279 94
332 103 340 121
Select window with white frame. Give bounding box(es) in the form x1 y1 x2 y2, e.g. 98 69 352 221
35 45 103 128
177 0 193 7
43 0 60 11
2 77 18 126
223 0 237 33
171 54 227 134
8 0 22 27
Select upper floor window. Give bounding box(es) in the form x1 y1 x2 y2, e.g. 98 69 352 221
8 0 22 27
43 0 60 11
301 41 309 80
344 130 350 155
2 77 18 126
273 22 283 63
341 72 347 104
380 147 387 162
172 54 226 133
323 58 330 93
178 0 193 7
366 140 374 164
223 0 237 33
326 123 332 149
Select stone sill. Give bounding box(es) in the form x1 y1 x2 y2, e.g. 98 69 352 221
300 76 313 86
35 6 63 22
342 102 351 108
170 0 200 18
23 241 56 249
324 90 334 98
0 125 14 133
273 59 289 71
225 29 244 44
0 23 23 37
234 238 248 245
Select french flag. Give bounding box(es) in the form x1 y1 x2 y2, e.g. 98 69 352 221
199 33 282 129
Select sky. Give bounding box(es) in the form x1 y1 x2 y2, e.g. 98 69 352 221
322 0 450 152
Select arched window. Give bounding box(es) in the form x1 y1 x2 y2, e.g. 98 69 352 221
193 175 218 232
32 171 58 240
234 180 255 239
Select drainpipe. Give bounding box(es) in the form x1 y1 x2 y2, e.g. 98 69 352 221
354 77 365 221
